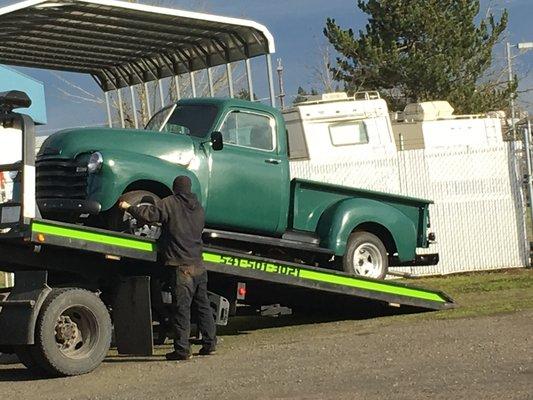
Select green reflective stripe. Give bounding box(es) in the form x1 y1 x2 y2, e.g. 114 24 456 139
32 222 155 252
298 269 443 302
202 252 445 303
203 252 223 263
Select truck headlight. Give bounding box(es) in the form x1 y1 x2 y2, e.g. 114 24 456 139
87 152 103 173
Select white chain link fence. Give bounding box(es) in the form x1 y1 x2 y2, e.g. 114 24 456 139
290 143 528 276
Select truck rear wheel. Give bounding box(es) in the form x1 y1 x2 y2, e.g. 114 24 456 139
343 232 388 279
110 190 161 239
29 288 112 377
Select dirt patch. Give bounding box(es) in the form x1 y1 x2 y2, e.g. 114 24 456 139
0 269 532 399
0 310 531 400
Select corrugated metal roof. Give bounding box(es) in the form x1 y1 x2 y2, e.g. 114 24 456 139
0 0 275 91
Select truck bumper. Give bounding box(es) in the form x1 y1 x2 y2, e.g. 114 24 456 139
389 253 439 267
37 198 101 215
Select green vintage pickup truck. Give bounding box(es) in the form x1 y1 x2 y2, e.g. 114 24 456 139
36 98 437 278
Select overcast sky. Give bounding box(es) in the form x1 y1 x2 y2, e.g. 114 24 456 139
0 0 531 133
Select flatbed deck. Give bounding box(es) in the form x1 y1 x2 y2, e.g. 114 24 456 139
1 218 454 311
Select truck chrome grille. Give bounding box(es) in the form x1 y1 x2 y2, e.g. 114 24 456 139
36 157 88 200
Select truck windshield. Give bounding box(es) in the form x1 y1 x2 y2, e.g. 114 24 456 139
145 104 219 138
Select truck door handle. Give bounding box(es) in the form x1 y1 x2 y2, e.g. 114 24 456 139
265 158 281 165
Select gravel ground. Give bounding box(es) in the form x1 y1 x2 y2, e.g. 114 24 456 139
0 309 531 400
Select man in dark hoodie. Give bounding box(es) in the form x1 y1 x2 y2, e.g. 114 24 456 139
119 175 217 361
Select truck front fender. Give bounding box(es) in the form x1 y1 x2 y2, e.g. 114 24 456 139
316 198 417 261
88 150 202 211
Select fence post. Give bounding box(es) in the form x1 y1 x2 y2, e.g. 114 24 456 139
525 117 533 267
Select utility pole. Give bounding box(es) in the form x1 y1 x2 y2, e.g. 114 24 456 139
506 41 533 138
506 42 517 138
276 58 286 109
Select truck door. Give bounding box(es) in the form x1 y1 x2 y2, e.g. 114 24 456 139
206 109 286 235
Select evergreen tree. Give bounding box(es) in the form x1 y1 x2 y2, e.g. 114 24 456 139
293 86 319 104
324 0 516 113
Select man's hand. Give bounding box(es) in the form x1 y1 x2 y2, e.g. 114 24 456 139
118 201 131 210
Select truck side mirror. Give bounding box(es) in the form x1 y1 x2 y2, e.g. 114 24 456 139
211 131 223 151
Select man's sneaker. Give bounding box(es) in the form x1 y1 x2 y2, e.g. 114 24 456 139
198 346 216 356
165 351 192 361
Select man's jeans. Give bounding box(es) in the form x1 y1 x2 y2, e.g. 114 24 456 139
168 265 217 355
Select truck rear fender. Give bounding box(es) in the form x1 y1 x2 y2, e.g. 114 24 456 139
88 150 202 210
316 198 417 261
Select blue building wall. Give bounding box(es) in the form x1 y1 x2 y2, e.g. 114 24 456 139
0 65 47 125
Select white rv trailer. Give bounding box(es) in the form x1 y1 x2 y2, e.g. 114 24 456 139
284 92 397 161
285 94 505 163
391 101 504 151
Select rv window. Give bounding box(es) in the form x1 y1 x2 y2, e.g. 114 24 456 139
329 121 369 146
286 121 309 160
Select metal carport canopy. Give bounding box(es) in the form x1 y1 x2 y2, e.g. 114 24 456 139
0 0 276 91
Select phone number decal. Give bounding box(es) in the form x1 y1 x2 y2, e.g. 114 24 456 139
219 255 301 278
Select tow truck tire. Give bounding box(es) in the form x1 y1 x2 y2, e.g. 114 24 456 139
343 232 388 279
29 288 112 377
110 190 161 238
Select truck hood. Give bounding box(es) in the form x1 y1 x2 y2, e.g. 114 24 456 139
38 127 195 165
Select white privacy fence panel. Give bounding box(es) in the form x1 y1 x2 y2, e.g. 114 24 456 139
290 143 528 276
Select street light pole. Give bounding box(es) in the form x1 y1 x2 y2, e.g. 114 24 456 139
507 41 533 138
506 42 517 137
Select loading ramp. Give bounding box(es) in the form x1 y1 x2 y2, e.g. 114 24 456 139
1 218 454 312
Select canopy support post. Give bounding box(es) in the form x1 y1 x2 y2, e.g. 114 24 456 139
130 86 139 129
266 54 276 107
190 71 197 97
158 79 165 107
174 75 181 101
104 91 113 128
117 89 125 128
144 83 152 119
245 59 254 101
226 63 234 98
207 68 215 97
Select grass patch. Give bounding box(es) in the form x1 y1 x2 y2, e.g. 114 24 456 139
402 268 533 320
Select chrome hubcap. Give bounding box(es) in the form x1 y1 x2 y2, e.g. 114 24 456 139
352 243 383 278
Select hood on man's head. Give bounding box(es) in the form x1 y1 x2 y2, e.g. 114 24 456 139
173 175 192 194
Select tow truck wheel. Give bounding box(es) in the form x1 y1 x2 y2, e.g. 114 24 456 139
343 232 388 279
111 190 162 239
29 288 112 377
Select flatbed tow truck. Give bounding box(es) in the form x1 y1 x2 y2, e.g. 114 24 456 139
0 0 454 377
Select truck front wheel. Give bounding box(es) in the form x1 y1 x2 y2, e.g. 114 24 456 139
343 232 388 279
110 190 162 239
29 288 112 377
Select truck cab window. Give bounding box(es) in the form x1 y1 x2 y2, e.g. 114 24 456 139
146 105 218 138
329 121 369 146
220 111 275 151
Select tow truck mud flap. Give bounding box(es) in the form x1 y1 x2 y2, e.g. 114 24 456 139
113 276 153 356
202 251 455 311
0 270 51 345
